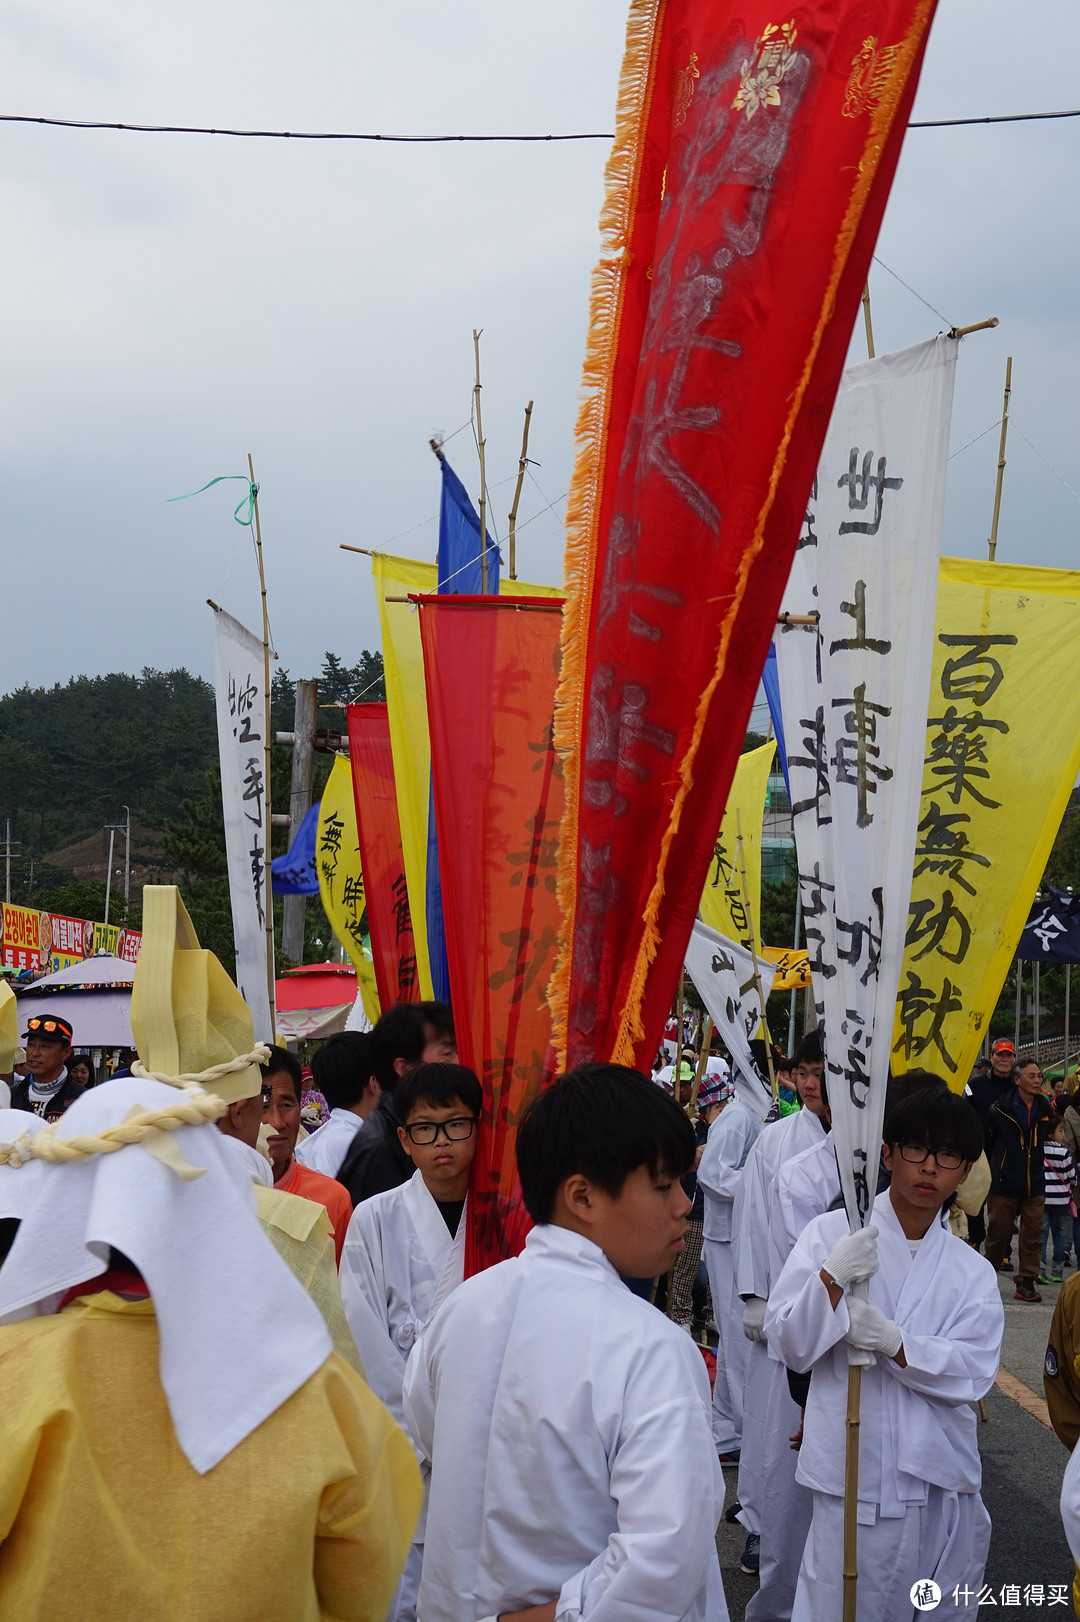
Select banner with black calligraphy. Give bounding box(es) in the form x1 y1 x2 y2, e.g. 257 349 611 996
316 754 381 1026
775 336 957 1229
684 920 775 1114
698 741 775 951
346 702 421 1009
212 606 273 1039
417 594 565 1276
892 559 1080 1084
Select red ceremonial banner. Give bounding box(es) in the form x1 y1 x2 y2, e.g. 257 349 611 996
346 703 421 1008
551 0 938 1073
417 595 565 1275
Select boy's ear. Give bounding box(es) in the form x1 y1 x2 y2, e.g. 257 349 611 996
561 1173 599 1226
957 1162 971 1186
397 1125 416 1162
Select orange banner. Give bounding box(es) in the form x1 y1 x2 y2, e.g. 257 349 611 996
347 703 421 1009
550 0 939 1075
418 595 565 1274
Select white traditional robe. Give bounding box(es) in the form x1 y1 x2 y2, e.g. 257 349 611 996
765 1190 1003 1620
403 1224 729 1622
339 1169 465 1428
747 1131 841 1620
294 1106 364 1178
729 1107 824 1540
698 1099 762 1452
339 1171 466 1622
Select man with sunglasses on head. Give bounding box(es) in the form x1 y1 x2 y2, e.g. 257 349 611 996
339 1061 481 1622
11 1015 82 1122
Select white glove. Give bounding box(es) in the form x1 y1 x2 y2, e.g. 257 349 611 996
742 1296 768 1344
844 1296 903 1359
822 1225 879 1288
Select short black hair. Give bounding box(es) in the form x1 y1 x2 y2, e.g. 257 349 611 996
310 1032 373 1110
370 1001 455 1092
793 1031 823 1068
515 1063 696 1225
261 1045 303 1104
395 1062 483 1123
884 1087 983 1165
884 1068 948 1129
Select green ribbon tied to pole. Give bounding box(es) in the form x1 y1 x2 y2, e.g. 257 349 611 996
167 474 258 526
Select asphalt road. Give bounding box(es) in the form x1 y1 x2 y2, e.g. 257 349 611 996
718 1266 1077 1620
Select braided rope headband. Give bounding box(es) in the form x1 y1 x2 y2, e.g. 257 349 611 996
0 1044 272 1178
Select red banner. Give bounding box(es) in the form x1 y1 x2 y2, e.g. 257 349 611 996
346 703 420 1008
551 0 937 1072
418 596 565 1275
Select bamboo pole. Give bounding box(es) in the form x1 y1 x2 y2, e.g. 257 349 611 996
247 454 277 1031
673 977 686 1102
842 1362 863 1622
776 612 819 627
507 400 534 582
688 1016 713 1119
472 330 490 593
987 356 1013 562
861 284 875 360
735 809 776 1103
951 316 999 339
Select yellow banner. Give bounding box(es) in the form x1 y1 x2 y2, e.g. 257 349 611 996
698 740 775 950
372 552 560 1001
891 558 1080 1090
762 945 812 992
317 754 380 1025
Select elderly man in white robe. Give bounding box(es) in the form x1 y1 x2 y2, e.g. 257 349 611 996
765 1087 1003 1621
697 1071 762 1462
732 1033 827 1585
403 1063 729 1622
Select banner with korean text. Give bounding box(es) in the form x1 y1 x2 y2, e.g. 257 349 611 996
684 920 774 1113
418 595 565 1275
891 559 1080 1088
698 740 774 949
212 606 273 1039
550 0 940 1076
372 553 561 1006
775 335 957 1228
346 702 420 1010
316 753 381 1026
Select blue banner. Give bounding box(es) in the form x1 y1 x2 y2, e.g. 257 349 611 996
1018 886 1080 964
270 801 320 895
437 456 500 595
762 643 788 796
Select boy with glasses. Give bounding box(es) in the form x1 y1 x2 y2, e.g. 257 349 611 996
766 1088 1003 1619
339 1062 482 1622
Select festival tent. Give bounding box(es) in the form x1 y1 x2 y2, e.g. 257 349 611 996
25 955 134 990
13 987 134 1047
274 963 359 1041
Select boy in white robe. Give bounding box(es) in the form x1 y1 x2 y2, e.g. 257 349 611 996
697 1074 762 1462
765 1087 1003 1622
339 1061 480 1622
403 1063 729 1622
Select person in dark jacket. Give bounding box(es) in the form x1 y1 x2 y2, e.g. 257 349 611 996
10 1015 83 1122
967 1038 1017 1119
335 1000 456 1207
985 1057 1055 1301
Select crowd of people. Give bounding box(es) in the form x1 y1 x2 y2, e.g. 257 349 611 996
1 910 1077 1620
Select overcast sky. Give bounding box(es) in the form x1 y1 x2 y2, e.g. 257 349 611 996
2 0 1078 697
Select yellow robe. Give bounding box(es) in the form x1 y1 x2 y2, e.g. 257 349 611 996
255 1183 365 1378
0 1293 422 1622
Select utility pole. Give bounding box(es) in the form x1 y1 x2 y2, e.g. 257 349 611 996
279 679 318 965
103 824 118 940
121 805 131 915
4 819 21 905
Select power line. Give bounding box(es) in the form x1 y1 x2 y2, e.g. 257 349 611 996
0 108 1078 144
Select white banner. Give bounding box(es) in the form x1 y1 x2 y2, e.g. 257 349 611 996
774 336 957 1228
213 606 273 1040
684 919 775 1114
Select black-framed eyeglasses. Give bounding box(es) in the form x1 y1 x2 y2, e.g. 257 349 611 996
896 1142 964 1171
404 1116 477 1146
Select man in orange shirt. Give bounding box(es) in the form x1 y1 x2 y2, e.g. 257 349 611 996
264 1049 353 1265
